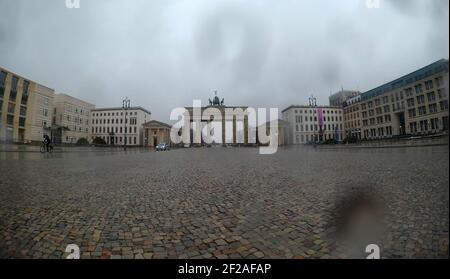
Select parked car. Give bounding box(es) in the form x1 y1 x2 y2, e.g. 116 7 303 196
155 142 170 151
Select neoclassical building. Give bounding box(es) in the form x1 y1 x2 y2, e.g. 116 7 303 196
142 120 171 147
181 92 253 146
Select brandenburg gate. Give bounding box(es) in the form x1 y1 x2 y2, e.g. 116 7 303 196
182 91 254 145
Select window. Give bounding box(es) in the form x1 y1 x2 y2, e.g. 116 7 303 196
21 80 29 105
439 100 448 111
11 76 18 91
435 77 443 87
416 95 425 105
425 80 433 90
385 115 391 122
376 108 382 115
414 84 423 94
404 88 413 97
20 106 27 116
10 76 19 101
7 115 13 125
430 118 439 130
0 71 6 98
407 98 415 107
418 106 427 116
19 117 26 127
0 70 6 87
427 92 436 102
7 102 15 113
429 103 437 113
408 109 416 118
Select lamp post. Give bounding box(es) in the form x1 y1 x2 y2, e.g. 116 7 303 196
122 97 131 150
308 95 317 144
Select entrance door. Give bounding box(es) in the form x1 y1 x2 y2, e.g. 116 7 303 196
153 137 157 147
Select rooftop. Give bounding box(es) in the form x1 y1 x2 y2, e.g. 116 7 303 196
361 59 449 101
92 106 152 115
281 105 343 113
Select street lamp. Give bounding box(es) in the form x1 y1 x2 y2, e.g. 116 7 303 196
308 95 317 144
122 97 131 150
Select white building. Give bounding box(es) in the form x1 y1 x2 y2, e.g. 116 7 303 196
53 93 95 144
282 105 344 144
91 107 151 146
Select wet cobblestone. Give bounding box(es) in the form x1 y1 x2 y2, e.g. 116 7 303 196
0 146 448 259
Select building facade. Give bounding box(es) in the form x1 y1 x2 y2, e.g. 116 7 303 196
181 92 254 146
282 105 344 144
344 59 449 140
52 93 95 144
343 95 362 139
91 107 151 146
0 67 54 143
143 120 172 147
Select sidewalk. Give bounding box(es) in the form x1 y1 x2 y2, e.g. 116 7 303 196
318 135 449 149
0 143 144 153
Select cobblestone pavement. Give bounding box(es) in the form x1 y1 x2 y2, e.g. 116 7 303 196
0 146 448 259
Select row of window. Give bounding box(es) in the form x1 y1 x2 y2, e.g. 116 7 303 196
295 115 343 123
64 105 89 116
92 117 138 125
293 109 342 115
4 114 26 127
362 114 392 126
363 126 393 138
345 120 361 129
92 126 138 134
296 123 343 132
0 72 29 105
408 118 444 133
92 111 138 117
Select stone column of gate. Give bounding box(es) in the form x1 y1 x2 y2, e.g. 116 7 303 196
222 110 226 145
244 115 249 144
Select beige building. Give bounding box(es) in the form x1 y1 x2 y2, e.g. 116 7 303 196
352 59 449 139
282 105 344 144
343 95 362 139
52 93 95 144
91 107 151 146
0 66 54 143
143 120 172 147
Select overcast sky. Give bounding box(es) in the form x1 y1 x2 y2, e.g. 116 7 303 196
0 0 448 121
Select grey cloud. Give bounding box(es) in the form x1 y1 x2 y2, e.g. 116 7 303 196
0 0 448 121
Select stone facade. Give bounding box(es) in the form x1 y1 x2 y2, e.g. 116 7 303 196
91 107 151 146
0 66 55 143
282 105 344 144
143 120 172 147
53 93 95 144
